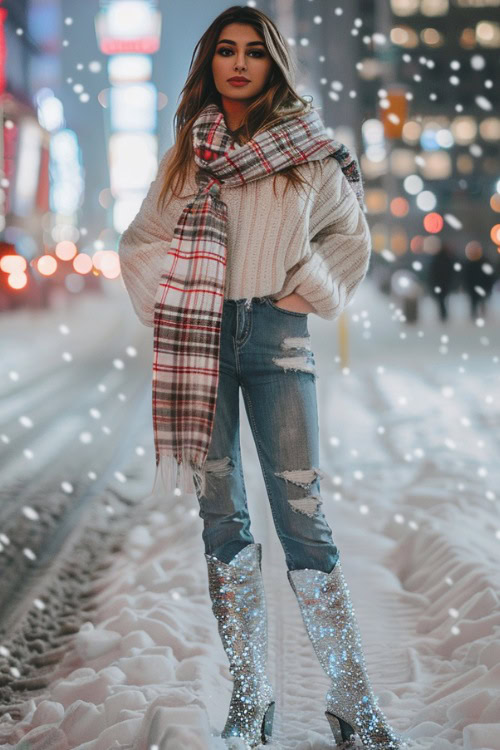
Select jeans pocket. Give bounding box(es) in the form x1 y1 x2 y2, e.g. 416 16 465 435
265 297 309 317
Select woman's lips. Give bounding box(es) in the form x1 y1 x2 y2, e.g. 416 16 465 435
228 80 250 86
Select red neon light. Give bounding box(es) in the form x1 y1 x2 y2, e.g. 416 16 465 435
3 120 17 214
100 36 159 55
0 5 7 95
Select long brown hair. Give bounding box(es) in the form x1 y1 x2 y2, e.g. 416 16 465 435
157 5 320 212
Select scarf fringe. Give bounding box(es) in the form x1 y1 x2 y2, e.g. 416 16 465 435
151 453 207 499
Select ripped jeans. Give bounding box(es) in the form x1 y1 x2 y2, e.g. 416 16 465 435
194 296 339 573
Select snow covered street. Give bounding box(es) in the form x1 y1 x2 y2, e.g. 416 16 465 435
1 281 499 749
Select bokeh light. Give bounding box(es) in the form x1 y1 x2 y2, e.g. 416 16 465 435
490 225 500 245
416 190 437 211
37 255 58 275
73 253 93 274
55 241 78 261
8 272 28 290
410 235 425 253
423 212 443 233
404 174 423 195
1 255 27 273
390 197 410 217
465 241 482 260
99 251 121 279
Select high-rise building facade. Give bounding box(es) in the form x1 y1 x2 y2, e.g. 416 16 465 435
357 0 500 276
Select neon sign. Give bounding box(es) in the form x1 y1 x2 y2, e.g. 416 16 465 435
95 1 161 56
0 1 7 95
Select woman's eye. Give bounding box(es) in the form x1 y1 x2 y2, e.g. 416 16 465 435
218 47 264 57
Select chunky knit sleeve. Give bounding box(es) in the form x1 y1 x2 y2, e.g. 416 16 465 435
117 147 175 328
279 157 372 321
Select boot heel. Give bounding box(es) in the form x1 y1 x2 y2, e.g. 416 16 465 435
261 701 275 744
325 711 343 745
325 711 355 744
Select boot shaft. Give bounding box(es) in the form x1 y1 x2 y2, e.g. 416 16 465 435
204 543 275 746
288 561 408 749
205 543 268 653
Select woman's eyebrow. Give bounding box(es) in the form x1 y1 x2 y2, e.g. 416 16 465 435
216 39 265 46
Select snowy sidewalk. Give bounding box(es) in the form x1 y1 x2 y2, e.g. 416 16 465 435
1 281 499 750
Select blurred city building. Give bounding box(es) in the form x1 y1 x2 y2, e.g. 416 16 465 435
0 0 89 313
355 0 500 317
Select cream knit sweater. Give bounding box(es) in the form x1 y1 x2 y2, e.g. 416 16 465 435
118 145 371 325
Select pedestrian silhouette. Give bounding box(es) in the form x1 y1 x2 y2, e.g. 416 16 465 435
428 242 456 322
461 246 496 320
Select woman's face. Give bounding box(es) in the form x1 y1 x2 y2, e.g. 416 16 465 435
212 23 272 105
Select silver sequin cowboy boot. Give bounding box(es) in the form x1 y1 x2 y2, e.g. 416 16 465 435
288 561 408 749
205 543 275 747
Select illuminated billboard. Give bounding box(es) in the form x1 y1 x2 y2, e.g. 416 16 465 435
95 0 161 55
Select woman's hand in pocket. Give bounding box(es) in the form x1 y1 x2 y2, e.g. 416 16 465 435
272 292 316 314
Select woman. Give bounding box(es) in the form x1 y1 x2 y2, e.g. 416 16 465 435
119 6 408 749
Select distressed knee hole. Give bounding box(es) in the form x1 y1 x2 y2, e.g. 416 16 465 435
205 456 233 477
272 356 317 376
288 495 323 517
272 337 316 376
194 456 233 498
275 467 325 488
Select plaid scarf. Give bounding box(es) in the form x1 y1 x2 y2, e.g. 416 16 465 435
150 102 364 499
